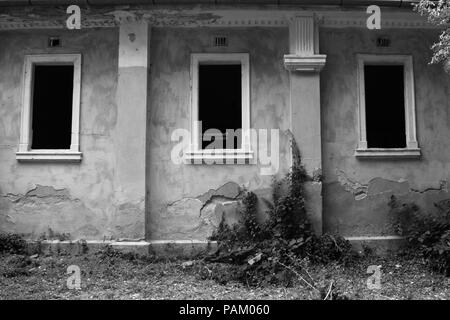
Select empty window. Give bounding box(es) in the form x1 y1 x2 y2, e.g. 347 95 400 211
199 64 242 149
355 55 420 158
31 65 74 149
364 65 405 148
17 54 82 162
188 53 251 162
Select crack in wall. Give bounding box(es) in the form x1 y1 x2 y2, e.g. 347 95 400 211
410 180 448 194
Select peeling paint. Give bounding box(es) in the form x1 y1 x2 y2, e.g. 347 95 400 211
336 170 448 201
367 178 410 197
3 185 72 202
322 27 450 236
197 182 241 204
128 32 136 42
336 170 368 201
0 27 145 241
326 174 450 236
0 184 98 239
0 6 228 29
157 182 244 240
146 26 290 240
1 10 448 243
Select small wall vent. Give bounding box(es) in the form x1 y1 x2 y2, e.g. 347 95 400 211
376 37 390 47
214 36 228 47
48 37 61 48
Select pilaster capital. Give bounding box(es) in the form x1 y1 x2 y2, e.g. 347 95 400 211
284 14 326 73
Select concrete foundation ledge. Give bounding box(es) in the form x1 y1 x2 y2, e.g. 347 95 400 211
26 240 113 256
25 239 219 258
345 235 406 256
25 237 405 257
146 240 218 258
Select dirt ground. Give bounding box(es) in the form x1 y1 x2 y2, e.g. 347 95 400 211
0 249 448 300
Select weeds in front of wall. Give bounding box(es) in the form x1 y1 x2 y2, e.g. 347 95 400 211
205 138 356 299
389 196 450 276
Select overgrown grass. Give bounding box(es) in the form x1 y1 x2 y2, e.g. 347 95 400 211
0 249 448 300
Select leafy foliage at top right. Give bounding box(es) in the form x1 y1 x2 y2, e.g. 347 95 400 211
415 0 450 64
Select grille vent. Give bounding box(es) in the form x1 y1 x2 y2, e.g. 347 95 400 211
48 37 61 48
214 36 228 47
376 37 390 47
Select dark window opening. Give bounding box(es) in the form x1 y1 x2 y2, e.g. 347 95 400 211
364 65 406 148
31 65 74 149
198 64 242 150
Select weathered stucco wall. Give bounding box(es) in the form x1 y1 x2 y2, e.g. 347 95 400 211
0 28 145 240
320 28 450 236
3 22 448 242
147 27 291 240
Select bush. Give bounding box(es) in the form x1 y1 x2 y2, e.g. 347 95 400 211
0 233 27 254
389 196 450 276
207 138 354 287
0 254 35 278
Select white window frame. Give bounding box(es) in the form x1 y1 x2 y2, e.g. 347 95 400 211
355 54 420 159
186 53 253 163
16 54 82 162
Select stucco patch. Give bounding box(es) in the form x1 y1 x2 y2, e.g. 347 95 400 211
336 171 448 200
0 185 109 240
3 185 76 205
336 170 368 201
197 182 241 204
367 178 410 197
154 182 256 240
200 199 241 228
128 33 136 42
74 224 101 238
156 198 207 239
111 200 145 240
166 198 203 218
200 202 225 229
325 174 450 236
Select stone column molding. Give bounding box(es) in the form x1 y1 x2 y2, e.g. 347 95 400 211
284 14 326 234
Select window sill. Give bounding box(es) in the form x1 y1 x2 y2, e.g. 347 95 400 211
184 149 254 164
16 150 82 162
355 148 421 159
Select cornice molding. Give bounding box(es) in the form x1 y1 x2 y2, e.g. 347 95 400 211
0 20 116 30
0 9 438 30
320 16 434 29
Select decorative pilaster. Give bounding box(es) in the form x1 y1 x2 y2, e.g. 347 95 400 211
284 14 326 235
113 21 150 239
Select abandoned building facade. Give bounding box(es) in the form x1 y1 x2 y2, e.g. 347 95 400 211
0 1 449 249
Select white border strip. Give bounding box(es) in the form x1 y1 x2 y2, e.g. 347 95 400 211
345 235 405 241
